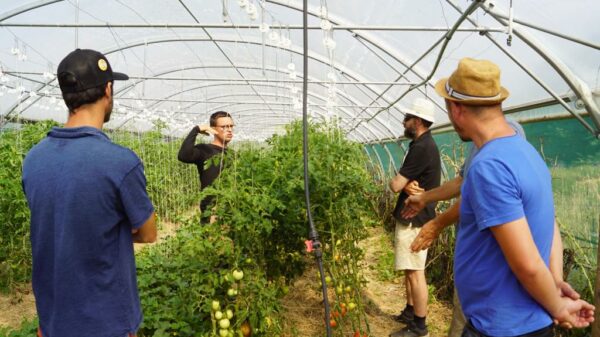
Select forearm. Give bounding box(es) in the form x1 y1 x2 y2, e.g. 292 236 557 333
492 219 564 318
421 176 462 204
178 126 200 163
435 200 461 229
514 259 565 317
389 174 409 193
549 221 564 283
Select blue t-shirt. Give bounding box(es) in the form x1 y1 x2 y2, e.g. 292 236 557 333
454 135 554 336
22 127 154 337
460 119 525 177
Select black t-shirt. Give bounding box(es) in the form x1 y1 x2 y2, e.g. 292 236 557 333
393 130 441 226
178 126 227 210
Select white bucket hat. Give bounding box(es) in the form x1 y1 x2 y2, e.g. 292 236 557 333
405 97 435 123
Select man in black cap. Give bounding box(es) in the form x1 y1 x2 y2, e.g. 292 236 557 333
22 49 157 337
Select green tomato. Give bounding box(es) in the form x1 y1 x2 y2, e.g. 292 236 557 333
336 286 343 295
219 318 231 329
232 270 244 281
227 288 236 297
348 302 357 311
214 311 223 320
325 276 332 284
245 258 253 264
226 309 234 319
219 329 228 337
211 300 220 311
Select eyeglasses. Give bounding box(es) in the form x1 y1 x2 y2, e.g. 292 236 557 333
216 124 235 130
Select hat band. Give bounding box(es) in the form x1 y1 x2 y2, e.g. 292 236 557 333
445 82 501 101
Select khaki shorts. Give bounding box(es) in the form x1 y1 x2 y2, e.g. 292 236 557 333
394 222 428 271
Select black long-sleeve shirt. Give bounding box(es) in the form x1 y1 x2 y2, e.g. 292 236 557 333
178 126 227 210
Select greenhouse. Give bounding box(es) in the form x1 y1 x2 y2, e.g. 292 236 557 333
0 0 599 336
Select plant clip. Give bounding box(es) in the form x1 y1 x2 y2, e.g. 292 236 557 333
304 240 314 253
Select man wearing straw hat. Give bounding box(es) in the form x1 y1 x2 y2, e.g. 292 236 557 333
432 57 594 336
389 97 441 337
22 49 157 337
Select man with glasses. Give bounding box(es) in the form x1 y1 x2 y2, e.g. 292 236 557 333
389 97 441 337
178 111 234 221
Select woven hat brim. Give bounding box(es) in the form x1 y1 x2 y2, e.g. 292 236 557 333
434 78 509 106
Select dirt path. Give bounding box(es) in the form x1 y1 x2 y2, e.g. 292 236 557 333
0 285 36 329
281 226 452 337
0 219 182 331
1 224 452 335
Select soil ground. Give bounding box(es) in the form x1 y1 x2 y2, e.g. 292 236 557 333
0 224 452 336
281 226 452 337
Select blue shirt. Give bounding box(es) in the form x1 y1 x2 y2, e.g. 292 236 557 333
22 127 154 337
460 118 525 177
454 135 554 336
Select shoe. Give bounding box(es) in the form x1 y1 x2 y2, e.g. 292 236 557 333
389 325 429 337
392 309 414 324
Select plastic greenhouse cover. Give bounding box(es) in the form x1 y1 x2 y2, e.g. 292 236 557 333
0 0 598 142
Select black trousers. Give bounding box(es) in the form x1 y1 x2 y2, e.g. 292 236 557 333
462 321 554 337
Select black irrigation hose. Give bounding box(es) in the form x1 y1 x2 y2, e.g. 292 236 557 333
301 0 332 336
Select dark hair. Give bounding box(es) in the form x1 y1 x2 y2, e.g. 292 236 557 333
60 71 110 112
209 111 232 126
420 118 433 128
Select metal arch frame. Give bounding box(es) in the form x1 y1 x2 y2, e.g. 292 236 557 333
119 65 394 141
2 0 600 140
0 0 416 141
0 1 424 142
0 0 442 141
477 0 600 138
116 43 410 141
165 86 394 144
176 0 278 115
104 50 405 140
115 64 367 107
109 64 398 145
2 37 407 141
0 0 62 22
264 1 449 117
184 106 374 143
101 36 405 112
362 145 387 177
212 106 378 144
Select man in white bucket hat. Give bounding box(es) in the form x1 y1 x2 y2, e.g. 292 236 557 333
389 97 441 337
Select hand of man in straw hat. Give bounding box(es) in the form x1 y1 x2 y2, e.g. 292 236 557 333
551 296 595 329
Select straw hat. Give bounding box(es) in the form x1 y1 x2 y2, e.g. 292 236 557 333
405 97 435 123
434 58 509 106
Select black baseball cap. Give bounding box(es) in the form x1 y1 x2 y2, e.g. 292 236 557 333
57 49 128 93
